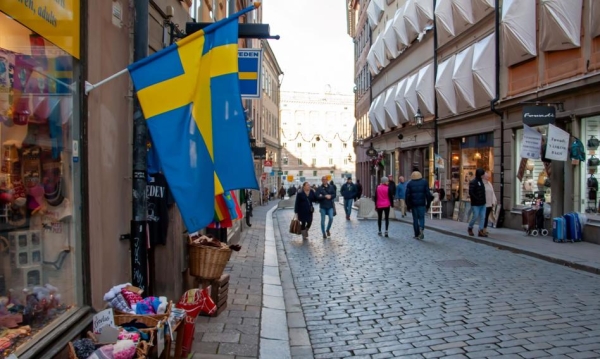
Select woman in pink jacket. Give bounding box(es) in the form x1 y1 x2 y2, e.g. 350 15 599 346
373 176 394 237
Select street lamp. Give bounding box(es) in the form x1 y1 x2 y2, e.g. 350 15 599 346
413 108 425 128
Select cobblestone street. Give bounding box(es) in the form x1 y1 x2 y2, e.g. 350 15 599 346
275 205 600 359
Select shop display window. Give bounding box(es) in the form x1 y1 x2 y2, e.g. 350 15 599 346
447 134 494 202
0 13 81 356
580 116 600 216
514 127 552 207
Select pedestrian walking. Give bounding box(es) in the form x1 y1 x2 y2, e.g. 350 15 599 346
395 176 407 217
316 176 336 239
406 170 433 239
374 176 394 237
278 186 286 200
387 174 396 204
467 168 488 237
355 180 363 201
340 177 357 220
483 171 497 235
329 180 338 217
294 182 317 240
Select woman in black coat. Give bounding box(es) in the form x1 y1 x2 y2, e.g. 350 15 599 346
295 182 317 240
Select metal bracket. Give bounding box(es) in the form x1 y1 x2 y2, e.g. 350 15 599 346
120 234 131 241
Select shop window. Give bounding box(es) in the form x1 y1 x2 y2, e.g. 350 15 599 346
507 58 538 97
0 14 80 356
446 135 494 203
514 128 552 207
580 116 600 215
313 170 317 176
543 48 584 85
448 139 461 201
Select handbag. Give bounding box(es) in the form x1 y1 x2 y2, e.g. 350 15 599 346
289 215 301 235
588 135 599 150
588 156 600 167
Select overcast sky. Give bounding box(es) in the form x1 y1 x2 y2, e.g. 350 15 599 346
262 0 355 94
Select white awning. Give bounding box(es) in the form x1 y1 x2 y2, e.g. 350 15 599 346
435 55 458 114
452 0 475 26
540 0 582 51
394 78 409 123
404 73 419 118
435 0 455 38
382 20 400 59
473 0 494 22
593 0 600 38
501 0 537 67
472 33 496 100
452 45 475 109
373 34 390 69
368 98 382 132
367 46 380 76
415 0 434 30
367 0 385 29
416 63 435 115
392 5 411 48
403 0 420 43
383 85 399 129
374 94 387 131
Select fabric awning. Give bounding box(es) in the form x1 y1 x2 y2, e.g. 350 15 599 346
473 0 494 21
403 0 420 43
452 45 475 109
374 94 387 131
540 0 582 51
472 33 495 100
367 46 380 76
392 5 411 48
415 0 434 31
382 20 400 59
435 0 455 38
404 73 419 118
373 34 390 69
368 98 382 132
452 0 475 26
416 63 435 115
593 0 600 38
435 55 457 114
394 78 409 123
501 0 537 67
367 0 385 29
383 85 399 129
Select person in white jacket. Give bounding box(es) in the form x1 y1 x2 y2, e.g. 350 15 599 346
483 171 497 234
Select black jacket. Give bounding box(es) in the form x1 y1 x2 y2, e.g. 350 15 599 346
355 182 363 200
388 180 397 201
406 171 433 209
295 190 317 222
469 169 486 206
316 184 337 209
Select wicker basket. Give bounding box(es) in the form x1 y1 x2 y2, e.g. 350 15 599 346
188 243 232 279
68 337 149 359
113 300 172 322
114 314 160 328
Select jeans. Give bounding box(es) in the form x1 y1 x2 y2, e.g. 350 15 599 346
411 206 426 237
344 198 353 217
320 207 334 234
468 205 486 230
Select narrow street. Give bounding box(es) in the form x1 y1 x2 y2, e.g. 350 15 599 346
273 205 600 359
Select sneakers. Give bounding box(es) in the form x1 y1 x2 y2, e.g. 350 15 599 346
322 234 327 239
384 232 388 238
326 230 331 237
418 228 424 240
478 230 488 237
468 228 474 236
346 215 350 220
378 232 382 236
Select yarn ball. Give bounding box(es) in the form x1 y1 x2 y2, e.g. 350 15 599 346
113 339 136 359
72 338 96 359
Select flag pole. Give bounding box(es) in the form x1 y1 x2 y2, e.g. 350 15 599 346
84 68 128 95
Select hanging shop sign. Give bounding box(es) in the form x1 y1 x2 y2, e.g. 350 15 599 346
545 124 570 161
263 159 272 174
521 124 542 159
0 0 81 58
522 106 556 126
253 146 266 160
238 48 262 98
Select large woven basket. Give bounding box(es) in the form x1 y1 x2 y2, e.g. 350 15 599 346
188 243 232 279
113 301 172 322
68 336 149 359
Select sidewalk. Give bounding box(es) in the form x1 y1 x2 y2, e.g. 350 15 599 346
388 207 600 275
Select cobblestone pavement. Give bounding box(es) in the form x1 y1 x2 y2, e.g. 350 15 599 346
275 204 600 359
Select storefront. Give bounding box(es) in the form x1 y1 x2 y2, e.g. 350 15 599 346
578 116 599 216
0 1 83 357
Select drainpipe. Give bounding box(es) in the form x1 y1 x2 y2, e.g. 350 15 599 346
490 0 504 227
369 25 374 198
131 0 149 292
433 0 439 183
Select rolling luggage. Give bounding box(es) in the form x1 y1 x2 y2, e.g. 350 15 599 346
552 217 566 242
522 208 537 234
563 212 582 242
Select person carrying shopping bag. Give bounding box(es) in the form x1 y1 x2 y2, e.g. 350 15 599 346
294 182 317 240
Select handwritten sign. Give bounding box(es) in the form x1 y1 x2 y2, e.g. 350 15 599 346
520 125 542 159
545 124 569 161
93 308 115 334
130 221 148 291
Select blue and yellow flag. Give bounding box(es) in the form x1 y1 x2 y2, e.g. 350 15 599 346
128 5 259 233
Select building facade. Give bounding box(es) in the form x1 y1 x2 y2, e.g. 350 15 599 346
348 0 600 242
280 91 355 190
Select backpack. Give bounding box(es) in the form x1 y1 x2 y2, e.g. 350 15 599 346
570 138 586 162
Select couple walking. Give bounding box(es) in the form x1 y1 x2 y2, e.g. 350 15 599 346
294 177 337 240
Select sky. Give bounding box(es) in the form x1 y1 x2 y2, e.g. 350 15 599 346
262 0 355 94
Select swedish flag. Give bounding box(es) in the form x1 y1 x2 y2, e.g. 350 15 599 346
128 5 259 233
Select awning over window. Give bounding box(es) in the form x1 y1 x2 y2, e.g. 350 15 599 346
367 46 380 76
539 0 582 52
374 94 387 131
501 0 537 67
383 85 399 129
452 0 475 26
368 97 382 132
452 45 475 109
472 33 496 100
367 0 385 29
392 5 411 49
416 63 435 115
473 0 494 22
415 0 434 30
435 0 455 37
394 78 409 123
435 55 457 114
593 0 600 38
403 0 423 43
382 20 400 59
372 34 390 70
404 73 419 118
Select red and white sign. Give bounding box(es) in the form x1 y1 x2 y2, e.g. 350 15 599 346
263 160 273 174
263 160 272 167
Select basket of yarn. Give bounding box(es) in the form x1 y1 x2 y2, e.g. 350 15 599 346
69 338 148 359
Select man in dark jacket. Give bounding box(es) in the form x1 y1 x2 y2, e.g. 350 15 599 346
355 180 363 201
406 170 433 240
468 168 488 237
387 174 396 204
340 177 357 220
316 176 337 239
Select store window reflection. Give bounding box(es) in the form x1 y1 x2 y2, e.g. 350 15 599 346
580 116 599 215
0 13 80 356
515 127 552 207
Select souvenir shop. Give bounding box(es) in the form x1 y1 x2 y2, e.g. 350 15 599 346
447 133 494 202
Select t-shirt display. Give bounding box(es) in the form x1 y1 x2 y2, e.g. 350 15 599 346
147 173 171 246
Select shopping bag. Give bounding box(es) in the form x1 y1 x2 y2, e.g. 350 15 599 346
289 216 301 235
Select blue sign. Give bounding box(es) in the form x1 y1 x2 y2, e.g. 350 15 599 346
238 49 262 98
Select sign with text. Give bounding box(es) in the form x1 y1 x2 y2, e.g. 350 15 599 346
520 125 542 159
522 106 556 126
238 49 262 98
93 308 115 334
545 124 570 161
263 160 272 174
0 0 81 58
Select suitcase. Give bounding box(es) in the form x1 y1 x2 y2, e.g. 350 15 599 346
563 212 582 242
522 208 537 234
552 217 566 242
